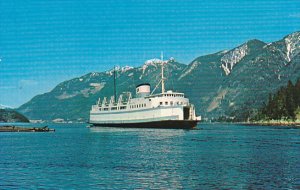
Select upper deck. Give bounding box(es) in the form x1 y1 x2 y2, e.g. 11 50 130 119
145 91 184 99
91 90 190 113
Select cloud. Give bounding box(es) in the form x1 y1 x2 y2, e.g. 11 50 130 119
289 13 300 18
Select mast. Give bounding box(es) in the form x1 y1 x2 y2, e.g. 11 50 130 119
150 52 167 95
113 65 117 103
161 51 165 93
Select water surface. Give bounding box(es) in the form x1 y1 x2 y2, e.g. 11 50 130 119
0 124 299 189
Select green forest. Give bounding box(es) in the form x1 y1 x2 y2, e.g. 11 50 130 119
255 79 300 121
0 109 29 123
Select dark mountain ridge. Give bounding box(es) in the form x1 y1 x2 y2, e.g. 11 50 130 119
0 109 29 123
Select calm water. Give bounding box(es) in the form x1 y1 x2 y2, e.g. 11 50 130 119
0 123 299 189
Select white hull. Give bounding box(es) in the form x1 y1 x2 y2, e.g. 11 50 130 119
90 106 186 124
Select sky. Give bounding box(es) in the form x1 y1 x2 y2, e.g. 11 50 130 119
0 0 300 108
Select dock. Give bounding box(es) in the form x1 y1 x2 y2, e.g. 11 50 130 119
0 125 55 132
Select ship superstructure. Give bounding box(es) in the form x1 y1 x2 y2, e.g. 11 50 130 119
89 55 200 129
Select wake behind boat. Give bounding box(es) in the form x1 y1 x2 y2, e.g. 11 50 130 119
89 54 201 129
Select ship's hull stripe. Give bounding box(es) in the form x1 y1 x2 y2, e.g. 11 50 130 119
89 116 179 124
89 120 198 129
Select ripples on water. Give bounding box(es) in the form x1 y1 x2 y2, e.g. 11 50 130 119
0 123 299 189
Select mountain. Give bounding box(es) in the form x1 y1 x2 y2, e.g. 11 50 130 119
177 32 300 120
17 31 300 121
18 59 186 121
0 109 30 123
0 104 13 109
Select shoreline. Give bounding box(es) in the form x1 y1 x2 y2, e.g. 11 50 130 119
239 121 300 128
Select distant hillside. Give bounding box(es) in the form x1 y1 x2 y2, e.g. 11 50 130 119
17 31 300 122
0 109 30 123
18 59 186 121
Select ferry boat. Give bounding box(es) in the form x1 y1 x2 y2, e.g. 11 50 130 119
89 55 201 129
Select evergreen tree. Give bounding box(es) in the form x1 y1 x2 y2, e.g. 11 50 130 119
286 80 296 119
295 79 300 107
255 80 299 121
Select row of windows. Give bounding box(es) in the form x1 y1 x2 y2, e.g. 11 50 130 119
101 106 127 111
155 94 184 98
159 101 184 106
165 94 183 97
130 103 147 109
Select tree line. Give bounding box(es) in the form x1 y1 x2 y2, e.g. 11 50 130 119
255 79 300 120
